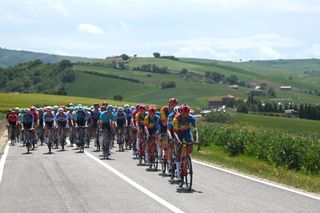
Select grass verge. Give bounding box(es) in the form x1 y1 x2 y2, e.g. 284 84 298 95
193 144 320 193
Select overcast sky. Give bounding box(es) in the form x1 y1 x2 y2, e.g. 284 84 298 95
0 0 319 61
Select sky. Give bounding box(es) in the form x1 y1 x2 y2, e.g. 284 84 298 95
0 0 320 61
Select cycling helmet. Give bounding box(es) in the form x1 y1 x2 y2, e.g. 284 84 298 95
169 98 178 105
58 108 64 113
173 106 180 114
24 108 29 113
148 105 156 114
124 104 129 109
102 101 108 106
179 104 190 116
53 105 59 111
107 105 113 112
46 106 52 111
135 104 140 109
67 103 73 107
139 104 146 111
19 109 24 113
69 106 74 111
118 107 124 112
30 106 36 111
77 104 83 111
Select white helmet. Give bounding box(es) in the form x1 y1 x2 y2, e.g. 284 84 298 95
58 108 64 113
174 106 180 114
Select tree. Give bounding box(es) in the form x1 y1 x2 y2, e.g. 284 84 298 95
267 87 276 97
120 54 129 61
113 95 123 101
58 60 73 71
153 52 161 58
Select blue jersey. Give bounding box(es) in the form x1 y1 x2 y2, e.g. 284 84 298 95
99 111 117 124
167 112 176 129
43 112 55 122
56 112 68 122
22 113 34 124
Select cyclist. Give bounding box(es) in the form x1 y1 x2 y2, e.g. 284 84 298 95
90 103 101 149
38 108 45 145
124 104 132 149
160 105 180 175
135 105 147 154
55 107 68 147
6 110 19 143
158 98 178 171
130 104 140 154
99 105 117 156
29 106 39 142
173 104 199 181
21 108 35 147
144 105 159 166
67 106 75 146
43 107 56 145
116 107 127 147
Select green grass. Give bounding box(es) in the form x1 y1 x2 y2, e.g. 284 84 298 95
0 93 133 113
194 144 320 193
233 112 320 134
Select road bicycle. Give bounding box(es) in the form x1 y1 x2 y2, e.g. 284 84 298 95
125 127 131 150
58 126 68 151
138 131 146 165
117 127 125 152
47 127 55 154
159 133 170 174
9 125 17 146
77 126 87 153
24 128 35 153
178 141 200 191
148 134 158 171
100 128 111 159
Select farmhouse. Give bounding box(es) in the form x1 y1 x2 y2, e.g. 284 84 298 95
280 86 292 91
208 95 236 108
229 85 239 89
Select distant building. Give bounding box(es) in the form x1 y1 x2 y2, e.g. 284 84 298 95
229 85 239 89
280 86 292 91
208 95 236 108
250 89 262 96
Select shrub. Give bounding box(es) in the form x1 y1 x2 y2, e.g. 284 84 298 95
204 111 234 124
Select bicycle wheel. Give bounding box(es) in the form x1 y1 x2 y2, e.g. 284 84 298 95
185 156 193 191
179 159 186 187
48 141 52 154
161 156 167 174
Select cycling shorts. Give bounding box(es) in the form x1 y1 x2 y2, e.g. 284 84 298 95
45 121 54 129
57 121 67 128
177 130 193 145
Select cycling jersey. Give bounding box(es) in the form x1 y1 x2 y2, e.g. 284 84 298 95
144 114 159 135
135 111 146 128
124 108 132 126
159 106 170 126
167 112 176 130
22 113 34 129
56 112 68 127
90 109 100 125
7 113 18 125
43 112 55 128
38 111 44 127
116 112 127 128
74 110 88 126
99 111 116 124
173 114 196 144
131 109 138 125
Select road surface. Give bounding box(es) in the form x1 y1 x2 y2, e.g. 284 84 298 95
0 138 320 213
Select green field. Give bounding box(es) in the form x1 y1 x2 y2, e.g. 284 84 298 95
233 112 320 134
71 57 320 106
0 93 133 113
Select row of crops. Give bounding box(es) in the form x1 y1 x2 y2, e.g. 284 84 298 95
199 123 320 174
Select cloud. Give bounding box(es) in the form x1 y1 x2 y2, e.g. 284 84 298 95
120 22 129 31
259 46 283 59
49 3 70 17
304 44 320 58
78 23 104 35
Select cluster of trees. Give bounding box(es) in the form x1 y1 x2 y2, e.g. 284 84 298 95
298 104 320 120
0 59 75 95
132 64 169 74
160 81 176 89
153 52 179 61
204 71 245 86
240 95 320 120
83 71 141 83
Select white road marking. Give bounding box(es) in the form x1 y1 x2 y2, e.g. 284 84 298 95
193 159 320 201
0 142 10 184
84 150 184 213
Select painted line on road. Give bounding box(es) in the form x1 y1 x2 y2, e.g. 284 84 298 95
84 150 184 213
0 142 10 184
193 159 320 201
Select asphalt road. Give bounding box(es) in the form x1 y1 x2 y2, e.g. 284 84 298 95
0 139 320 213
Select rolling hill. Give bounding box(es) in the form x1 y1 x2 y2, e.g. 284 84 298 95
0 47 95 67
0 48 320 107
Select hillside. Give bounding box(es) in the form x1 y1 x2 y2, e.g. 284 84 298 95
0 48 319 107
0 47 95 67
